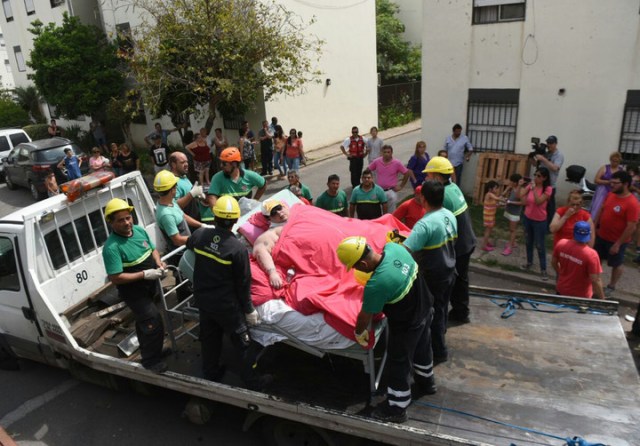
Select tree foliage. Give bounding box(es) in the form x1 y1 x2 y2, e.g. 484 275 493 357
376 0 421 84
124 0 323 126
28 14 124 118
0 97 30 128
13 85 45 123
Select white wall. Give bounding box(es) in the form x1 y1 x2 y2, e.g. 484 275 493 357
394 0 422 46
0 26 14 89
422 0 640 199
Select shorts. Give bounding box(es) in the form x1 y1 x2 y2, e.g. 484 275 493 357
504 211 520 223
594 236 627 267
194 159 210 173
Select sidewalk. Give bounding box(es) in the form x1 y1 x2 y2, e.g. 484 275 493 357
470 241 640 308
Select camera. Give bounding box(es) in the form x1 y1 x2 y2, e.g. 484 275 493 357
528 137 548 159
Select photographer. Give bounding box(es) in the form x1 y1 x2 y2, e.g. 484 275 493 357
529 135 564 229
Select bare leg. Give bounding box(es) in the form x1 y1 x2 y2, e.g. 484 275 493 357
609 265 624 288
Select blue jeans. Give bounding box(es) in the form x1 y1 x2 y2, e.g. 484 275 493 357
522 215 547 271
454 164 464 187
274 152 287 175
285 156 300 172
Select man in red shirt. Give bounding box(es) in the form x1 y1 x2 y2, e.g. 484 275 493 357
593 171 640 297
392 185 426 229
552 221 603 299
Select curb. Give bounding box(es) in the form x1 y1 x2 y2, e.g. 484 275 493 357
469 261 639 308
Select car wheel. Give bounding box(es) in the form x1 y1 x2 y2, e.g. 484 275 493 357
30 182 44 201
5 173 16 190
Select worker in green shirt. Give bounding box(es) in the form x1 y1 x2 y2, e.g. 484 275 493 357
206 147 266 207
315 174 348 216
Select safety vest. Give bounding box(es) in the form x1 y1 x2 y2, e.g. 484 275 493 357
348 136 365 158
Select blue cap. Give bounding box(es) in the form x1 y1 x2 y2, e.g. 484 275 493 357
573 221 591 243
546 135 558 144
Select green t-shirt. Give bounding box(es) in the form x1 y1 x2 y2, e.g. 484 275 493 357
362 243 418 314
443 182 476 255
286 183 313 201
208 169 266 198
198 201 214 222
176 175 192 200
102 225 156 275
350 185 387 220
404 208 457 275
156 203 189 238
315 190 348 215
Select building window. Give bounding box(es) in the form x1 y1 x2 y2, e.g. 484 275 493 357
4 59 10 73
24 0 35 15
473 0 525 25
619 91 640 162
2 0 14 22
50 0 64 8
13 46 26 72
0 33 5 47
116 22 133 56
466 89 519 153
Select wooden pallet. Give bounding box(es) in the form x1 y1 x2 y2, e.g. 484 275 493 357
472 152 531 204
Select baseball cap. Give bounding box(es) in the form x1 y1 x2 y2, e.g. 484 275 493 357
546 135 558 144
573 221 591 243
414 185 422 195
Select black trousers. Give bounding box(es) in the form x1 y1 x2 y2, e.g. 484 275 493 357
546 187 557 230
384 275 434 410
260 146 273 175
424 272 455 359
449 249 473 319
199 309 261 384
123 292 165 368
633 302 640 336
349 157 364 188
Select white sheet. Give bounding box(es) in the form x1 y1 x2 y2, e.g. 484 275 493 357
251 299 355 350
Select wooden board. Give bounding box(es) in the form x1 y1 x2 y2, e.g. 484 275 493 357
473 153 531 205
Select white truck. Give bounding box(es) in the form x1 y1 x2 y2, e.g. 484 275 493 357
0 171 638 446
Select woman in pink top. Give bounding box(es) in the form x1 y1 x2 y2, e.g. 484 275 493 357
520 167 552 280
89 147 110 172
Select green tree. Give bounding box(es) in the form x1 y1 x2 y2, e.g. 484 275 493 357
28 14 124 118
376 0 421 84
124 0 323 128
0 97 30 128
13 85 45 123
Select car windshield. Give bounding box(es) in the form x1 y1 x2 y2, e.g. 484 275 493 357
33 145 83 163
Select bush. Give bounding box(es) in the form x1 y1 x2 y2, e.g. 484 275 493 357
0 98 30 128
23 123 50 140
64 124 95 149
379 93 415 130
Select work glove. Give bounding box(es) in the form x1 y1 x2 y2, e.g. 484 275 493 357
143 268 166 281
200 224 215 229
245 309 260 326
385 229 406 245
189 181 205 199
354 329 370 348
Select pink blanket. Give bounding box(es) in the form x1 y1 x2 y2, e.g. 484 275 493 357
250 205 410 342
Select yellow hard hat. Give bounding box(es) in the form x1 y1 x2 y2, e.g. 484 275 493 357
213 195 241 219
261 199 284 216
104 198 133 221
153 170 178 192
336 236 367 271
423 156 454 174
353 269 372 286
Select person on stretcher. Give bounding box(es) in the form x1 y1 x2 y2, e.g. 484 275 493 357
253 201 290 289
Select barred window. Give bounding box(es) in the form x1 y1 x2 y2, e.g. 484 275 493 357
619 91 640 162
467 89 519 153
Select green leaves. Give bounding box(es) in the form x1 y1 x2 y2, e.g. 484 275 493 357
125 0 323 121
28 13 124 118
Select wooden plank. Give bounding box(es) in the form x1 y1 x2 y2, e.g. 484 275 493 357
473 153 530 204
71 314 113 347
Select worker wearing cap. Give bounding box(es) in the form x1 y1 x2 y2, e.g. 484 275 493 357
552 221 604 299
102 198 169 373
403 180 457 364
186 196 270 389
423 156 477 325
154 170 204 252
206 147 266 208
336 237 435 423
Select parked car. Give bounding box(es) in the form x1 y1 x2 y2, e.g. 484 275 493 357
3 137 88 200
0 128 32 182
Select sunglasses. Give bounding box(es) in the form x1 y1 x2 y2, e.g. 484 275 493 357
269 205 283 217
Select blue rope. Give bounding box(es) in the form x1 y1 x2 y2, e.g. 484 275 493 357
471 292 610 319
413 400 606 446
